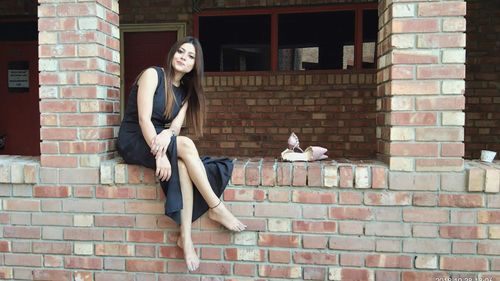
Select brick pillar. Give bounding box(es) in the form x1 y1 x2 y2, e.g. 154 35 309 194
38 0 120 183
377 0 466 172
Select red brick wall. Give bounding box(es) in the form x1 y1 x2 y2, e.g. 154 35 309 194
198 0 376 9
197 72 377 158
119 0 192 26
119 0 377 27
376 1 467 171
465 0 500 159
0 157 498 280
3 0 499 161
120 0 378 158
1 1 499 279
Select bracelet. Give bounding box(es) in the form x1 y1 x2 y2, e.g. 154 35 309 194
168 129 176 137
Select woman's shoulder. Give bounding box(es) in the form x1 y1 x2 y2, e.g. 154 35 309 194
136 67 162 89
143 66 164 75
140 66 164 81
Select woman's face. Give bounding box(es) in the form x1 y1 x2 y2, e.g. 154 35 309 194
172 43 196 74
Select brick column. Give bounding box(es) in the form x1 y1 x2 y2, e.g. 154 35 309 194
377 0 466 172
38 0 120 183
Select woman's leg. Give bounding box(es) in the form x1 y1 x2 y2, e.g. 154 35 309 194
177 159 200 271
176 136 246 232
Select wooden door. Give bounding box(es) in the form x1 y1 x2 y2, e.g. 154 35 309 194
0 41 39 156
122 30 178 108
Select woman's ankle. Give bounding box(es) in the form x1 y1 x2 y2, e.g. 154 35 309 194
209 199 222 209
179 233 192 243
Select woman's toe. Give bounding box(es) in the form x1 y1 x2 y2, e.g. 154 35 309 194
189 259 199 271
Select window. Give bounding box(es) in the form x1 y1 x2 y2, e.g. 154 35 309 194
278 11 355 70
0 22 37 41
195 4 378 72
199 15 270 71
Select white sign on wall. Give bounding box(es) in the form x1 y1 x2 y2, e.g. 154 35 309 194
8 69 29 88
7 61 30 92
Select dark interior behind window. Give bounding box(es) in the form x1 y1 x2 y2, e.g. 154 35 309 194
0 22 37 41
199 15 271 71
278 11 355 70
197 7 377 72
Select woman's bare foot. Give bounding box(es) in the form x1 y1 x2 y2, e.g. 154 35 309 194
208 201 247 232
177 236 200 271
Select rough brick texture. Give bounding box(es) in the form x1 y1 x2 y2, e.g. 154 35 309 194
197 73 377 158
466 160 500 193
377 0 467 171
0 157 498 280
3 0 498 163
119 0 378 158
119 0 376 29
38 0 121 170
465 0 500 159
0 0 498 279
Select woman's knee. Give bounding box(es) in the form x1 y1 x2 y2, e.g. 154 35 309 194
177 136 197 158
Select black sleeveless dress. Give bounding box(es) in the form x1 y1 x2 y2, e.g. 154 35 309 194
117 66 233 225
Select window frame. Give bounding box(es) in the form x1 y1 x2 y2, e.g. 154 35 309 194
194 3 378 74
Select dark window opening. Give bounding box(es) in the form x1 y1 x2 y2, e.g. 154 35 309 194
278 11 355 70
199 15 271 71
196 6 378 72
0 22 38 41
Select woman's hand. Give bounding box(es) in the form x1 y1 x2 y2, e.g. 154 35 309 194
151 129 174 158
155 154 172 181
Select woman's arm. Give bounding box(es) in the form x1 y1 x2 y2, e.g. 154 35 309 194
152 101 188 158
136 68 159 149
168 101 188 136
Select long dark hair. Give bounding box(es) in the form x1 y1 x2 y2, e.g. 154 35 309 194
163 36 205 137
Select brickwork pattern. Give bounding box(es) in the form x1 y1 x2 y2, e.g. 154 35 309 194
196 72 377 158
119 0 379 159
198 0 376 10
466 160 500 193
118 0 377 28
465 0 500 159
119 0 192 27
38 0 121 172
377 0 467 172
0 156 499 280
1 1 498 278
100 158 388 189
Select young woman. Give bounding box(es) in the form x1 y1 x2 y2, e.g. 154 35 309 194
117 37 246 271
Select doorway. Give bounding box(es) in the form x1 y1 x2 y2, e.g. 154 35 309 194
120 23 186 115
0 21 39 156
